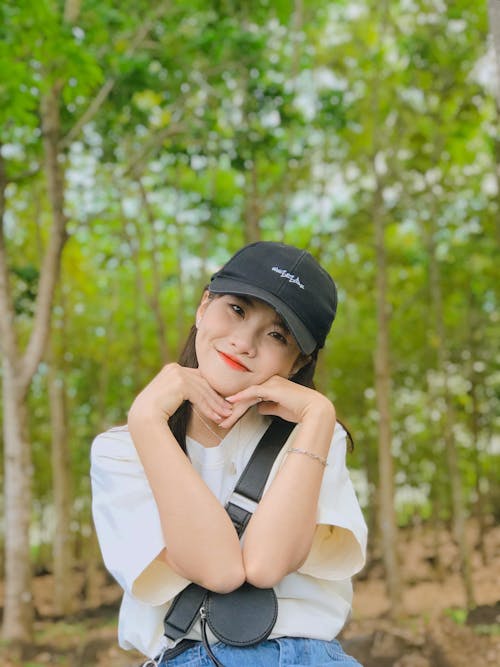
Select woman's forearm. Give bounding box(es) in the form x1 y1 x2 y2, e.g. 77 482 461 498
242 401 336 588
128 413 245 593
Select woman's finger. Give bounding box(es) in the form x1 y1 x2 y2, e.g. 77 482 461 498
184 370 233 419
225 376 322 425
225 386 269 405
217 400 253 429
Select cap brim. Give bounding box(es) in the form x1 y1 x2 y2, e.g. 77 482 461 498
209 277 316 355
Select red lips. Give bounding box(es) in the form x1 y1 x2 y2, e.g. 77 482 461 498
218 351 250 372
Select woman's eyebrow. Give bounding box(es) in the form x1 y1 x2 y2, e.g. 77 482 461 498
272 318 290 334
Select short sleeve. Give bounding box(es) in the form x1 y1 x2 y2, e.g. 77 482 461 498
298 423 367 581
90 429 189 605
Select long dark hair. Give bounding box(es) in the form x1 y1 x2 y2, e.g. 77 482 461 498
168 306 353 452
168 325 198 453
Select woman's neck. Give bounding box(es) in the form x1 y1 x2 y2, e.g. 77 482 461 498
188 407 227 448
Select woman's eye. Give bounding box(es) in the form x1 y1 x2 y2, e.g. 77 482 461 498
269 331 287 345
230 304 245 317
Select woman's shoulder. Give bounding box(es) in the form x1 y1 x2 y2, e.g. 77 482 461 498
91 424 136 461
93 423 131 440
323 421 349 467
330 421 348 451
106 424 131 435
333 421 347 439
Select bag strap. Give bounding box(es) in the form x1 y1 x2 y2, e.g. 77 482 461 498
164 417 294 641
225 417 295 536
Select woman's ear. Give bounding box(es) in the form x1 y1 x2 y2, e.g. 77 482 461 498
195 290 211 327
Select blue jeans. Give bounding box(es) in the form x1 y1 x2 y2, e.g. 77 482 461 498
156 637 363 666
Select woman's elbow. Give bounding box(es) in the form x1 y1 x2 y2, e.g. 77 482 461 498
244 558 287 589
201 563 246 594
165 550 246 593
244 545 309 588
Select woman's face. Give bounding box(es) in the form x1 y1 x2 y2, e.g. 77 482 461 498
195 293 303 396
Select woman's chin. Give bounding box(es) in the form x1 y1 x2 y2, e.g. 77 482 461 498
198 370 249 397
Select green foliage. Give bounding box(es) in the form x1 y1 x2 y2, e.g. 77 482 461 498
10 264 39 315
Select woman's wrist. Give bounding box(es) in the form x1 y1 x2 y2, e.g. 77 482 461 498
287 447 328 467
292 396 336 457
301 394 336 426
127 404 181 457
128 396 172 429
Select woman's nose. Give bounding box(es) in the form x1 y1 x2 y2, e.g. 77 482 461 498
229 325 257 355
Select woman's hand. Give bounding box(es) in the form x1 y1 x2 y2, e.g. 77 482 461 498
219 375 335 430
128 363 233 426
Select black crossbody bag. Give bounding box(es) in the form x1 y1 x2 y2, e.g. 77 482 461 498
163 418 295 667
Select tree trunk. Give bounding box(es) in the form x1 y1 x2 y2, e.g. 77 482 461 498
373 175 402 616
1 3 75 639
138 179 169 363
1 83 69 643
118 206 144 383
244 160 261 243
48 347 73 615
442 385 475 608
2 361 33 644
487 1 500 244
361 437 379 565
366 0 402 614
83 532 103 608
467 292 488 565
426 383 447 582
430 473 448 582
85 351 111 607
174 206 188 357
470 372 487 565
0 150 34 646
426 224 475 609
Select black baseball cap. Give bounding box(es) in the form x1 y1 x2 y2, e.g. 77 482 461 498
209 242 337 354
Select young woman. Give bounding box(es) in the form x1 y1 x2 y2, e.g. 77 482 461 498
91 241 367 666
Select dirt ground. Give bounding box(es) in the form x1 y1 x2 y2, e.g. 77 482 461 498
1 520 499 667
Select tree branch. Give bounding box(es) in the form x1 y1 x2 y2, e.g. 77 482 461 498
61 2 172 148
20 84 69 390
122 122 186 178
0 149 22 365
61 79 115 148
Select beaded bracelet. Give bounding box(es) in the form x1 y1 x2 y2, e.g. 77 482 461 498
287 447 328 467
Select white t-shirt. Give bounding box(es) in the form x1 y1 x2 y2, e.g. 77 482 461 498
90 408 367 659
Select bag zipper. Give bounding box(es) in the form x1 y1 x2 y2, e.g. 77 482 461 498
200 605 225 667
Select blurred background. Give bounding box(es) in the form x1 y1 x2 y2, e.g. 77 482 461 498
0 0 499 665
